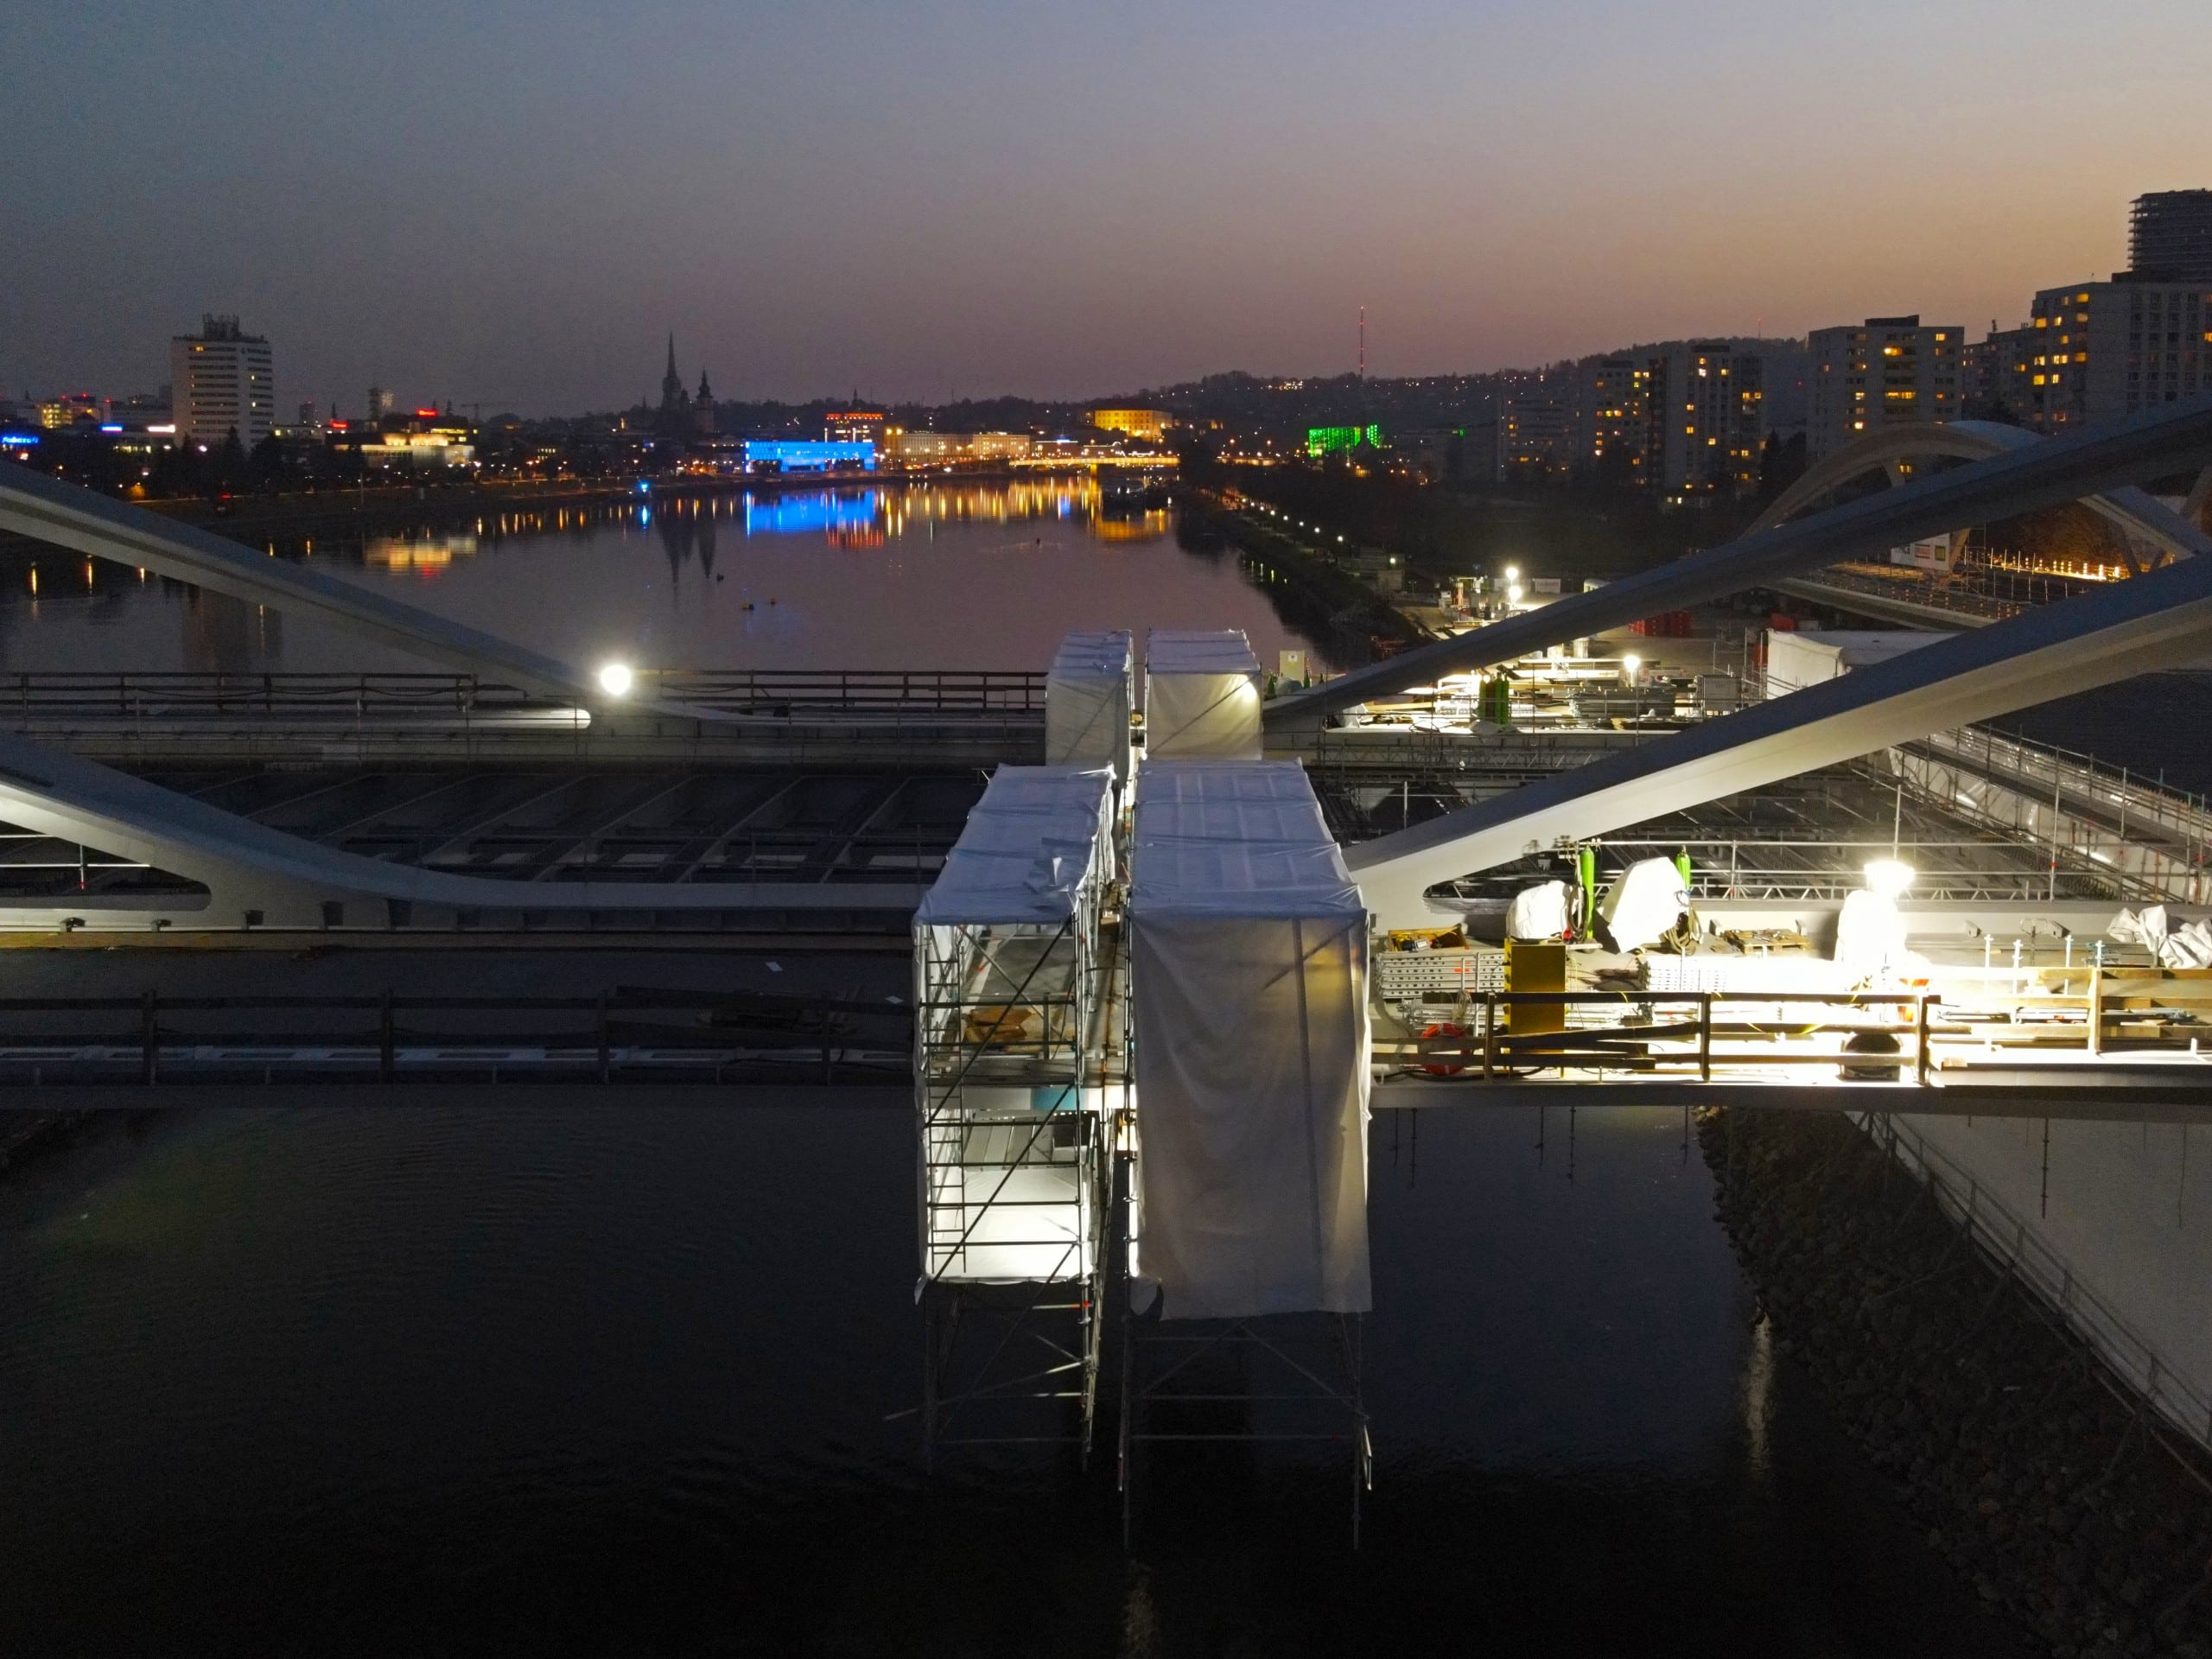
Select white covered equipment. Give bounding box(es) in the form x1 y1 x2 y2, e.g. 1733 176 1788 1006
1599 856 1691 952
1145 629 1264 760
1128 760 1373 1319
1045 629 1133 784
1504 880 1573 941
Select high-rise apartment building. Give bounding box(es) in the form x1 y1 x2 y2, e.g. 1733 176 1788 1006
1493 395 1572 485
2016 280 2209 433
1582 355 1662 486
168 315 273 447
1806 315 1962 459
1660 342 1763 499
2129 191 2212 283
1963 326 2034 418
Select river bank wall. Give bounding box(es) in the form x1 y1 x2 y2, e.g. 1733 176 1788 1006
1704 1106 2212 1657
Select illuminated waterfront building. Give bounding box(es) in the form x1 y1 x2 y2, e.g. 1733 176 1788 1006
963 431 1033 462
882 430 1031 466
170 315 274 447
1090 408 1170 443
1306 425 1382 458
825 410 885 444
744 439 877 472
1807 315 1962 460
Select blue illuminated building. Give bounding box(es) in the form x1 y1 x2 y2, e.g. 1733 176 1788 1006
744 440 876 473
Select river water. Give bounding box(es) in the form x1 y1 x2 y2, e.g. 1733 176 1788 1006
0 481 2034 1653
0 479 1324 678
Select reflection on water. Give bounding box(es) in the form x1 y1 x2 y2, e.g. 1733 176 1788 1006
362 531 479 573
0 480 1315 677
0 1101 2029 1654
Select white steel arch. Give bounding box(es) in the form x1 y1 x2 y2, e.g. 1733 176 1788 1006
1751 420 2211 573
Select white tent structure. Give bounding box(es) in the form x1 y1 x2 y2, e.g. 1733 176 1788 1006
1144 630 1263 760
1127 761 1373 1319
1045 630 1134 785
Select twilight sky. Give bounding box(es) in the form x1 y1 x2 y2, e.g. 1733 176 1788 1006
5 0 2209 415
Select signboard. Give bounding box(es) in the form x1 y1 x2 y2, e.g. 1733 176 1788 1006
1890 535 1954 572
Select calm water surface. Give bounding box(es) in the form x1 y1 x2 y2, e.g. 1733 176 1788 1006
0 482 2035 1652
0 480 1328 677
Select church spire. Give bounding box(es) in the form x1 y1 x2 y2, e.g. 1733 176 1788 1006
659 332 686 412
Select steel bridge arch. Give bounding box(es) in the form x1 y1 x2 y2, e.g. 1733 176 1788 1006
1750 420 2210 573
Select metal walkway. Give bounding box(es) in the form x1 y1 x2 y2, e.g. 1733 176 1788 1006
0 728 950 933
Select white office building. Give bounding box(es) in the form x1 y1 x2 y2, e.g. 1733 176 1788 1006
169 315 274 448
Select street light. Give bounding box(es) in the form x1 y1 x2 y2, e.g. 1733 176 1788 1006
1864 858 1915 899
598 662 635 698
1621 652 1641 685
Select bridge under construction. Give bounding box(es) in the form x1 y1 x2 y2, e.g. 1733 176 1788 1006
6 397 2212 1528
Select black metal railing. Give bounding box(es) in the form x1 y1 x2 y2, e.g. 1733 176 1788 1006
0 987 917 1087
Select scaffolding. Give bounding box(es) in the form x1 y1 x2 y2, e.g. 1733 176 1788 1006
912 766 1116 1460
1116 760 1375 1539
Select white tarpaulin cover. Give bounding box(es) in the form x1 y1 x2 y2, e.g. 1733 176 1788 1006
1046 630 1133 783
1146 630 1263 760
1763 629 1953 698
1599 856 1690 951
915 766 1115 927
1128 761 1372 1319
1504 880 1572 940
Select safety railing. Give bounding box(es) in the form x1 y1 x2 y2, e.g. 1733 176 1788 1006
1914 725 2212 852
0 988 913 1085
1863 1111 2212 1455
1381 985 2212 1085
0 669 1047 721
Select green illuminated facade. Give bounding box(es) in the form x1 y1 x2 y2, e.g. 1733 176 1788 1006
1305 424 1383 457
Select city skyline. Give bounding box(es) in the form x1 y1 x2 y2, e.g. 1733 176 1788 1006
5 0 2209 413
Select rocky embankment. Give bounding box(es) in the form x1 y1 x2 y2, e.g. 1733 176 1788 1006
1701 1108 2212 1658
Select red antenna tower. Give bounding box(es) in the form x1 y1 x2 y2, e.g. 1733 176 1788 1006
1357 305 1366 378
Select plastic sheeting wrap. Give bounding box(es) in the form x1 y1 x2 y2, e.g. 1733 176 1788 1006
1505 880 1572 941
1599 857 1689 951
915 766 1116 928
1045 630 1133 784
1145 630 1263 760
1129 761 1372 1319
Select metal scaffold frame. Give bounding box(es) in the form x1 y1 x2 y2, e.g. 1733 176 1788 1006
1115 1287 1375 1545
911 769 1116 1462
